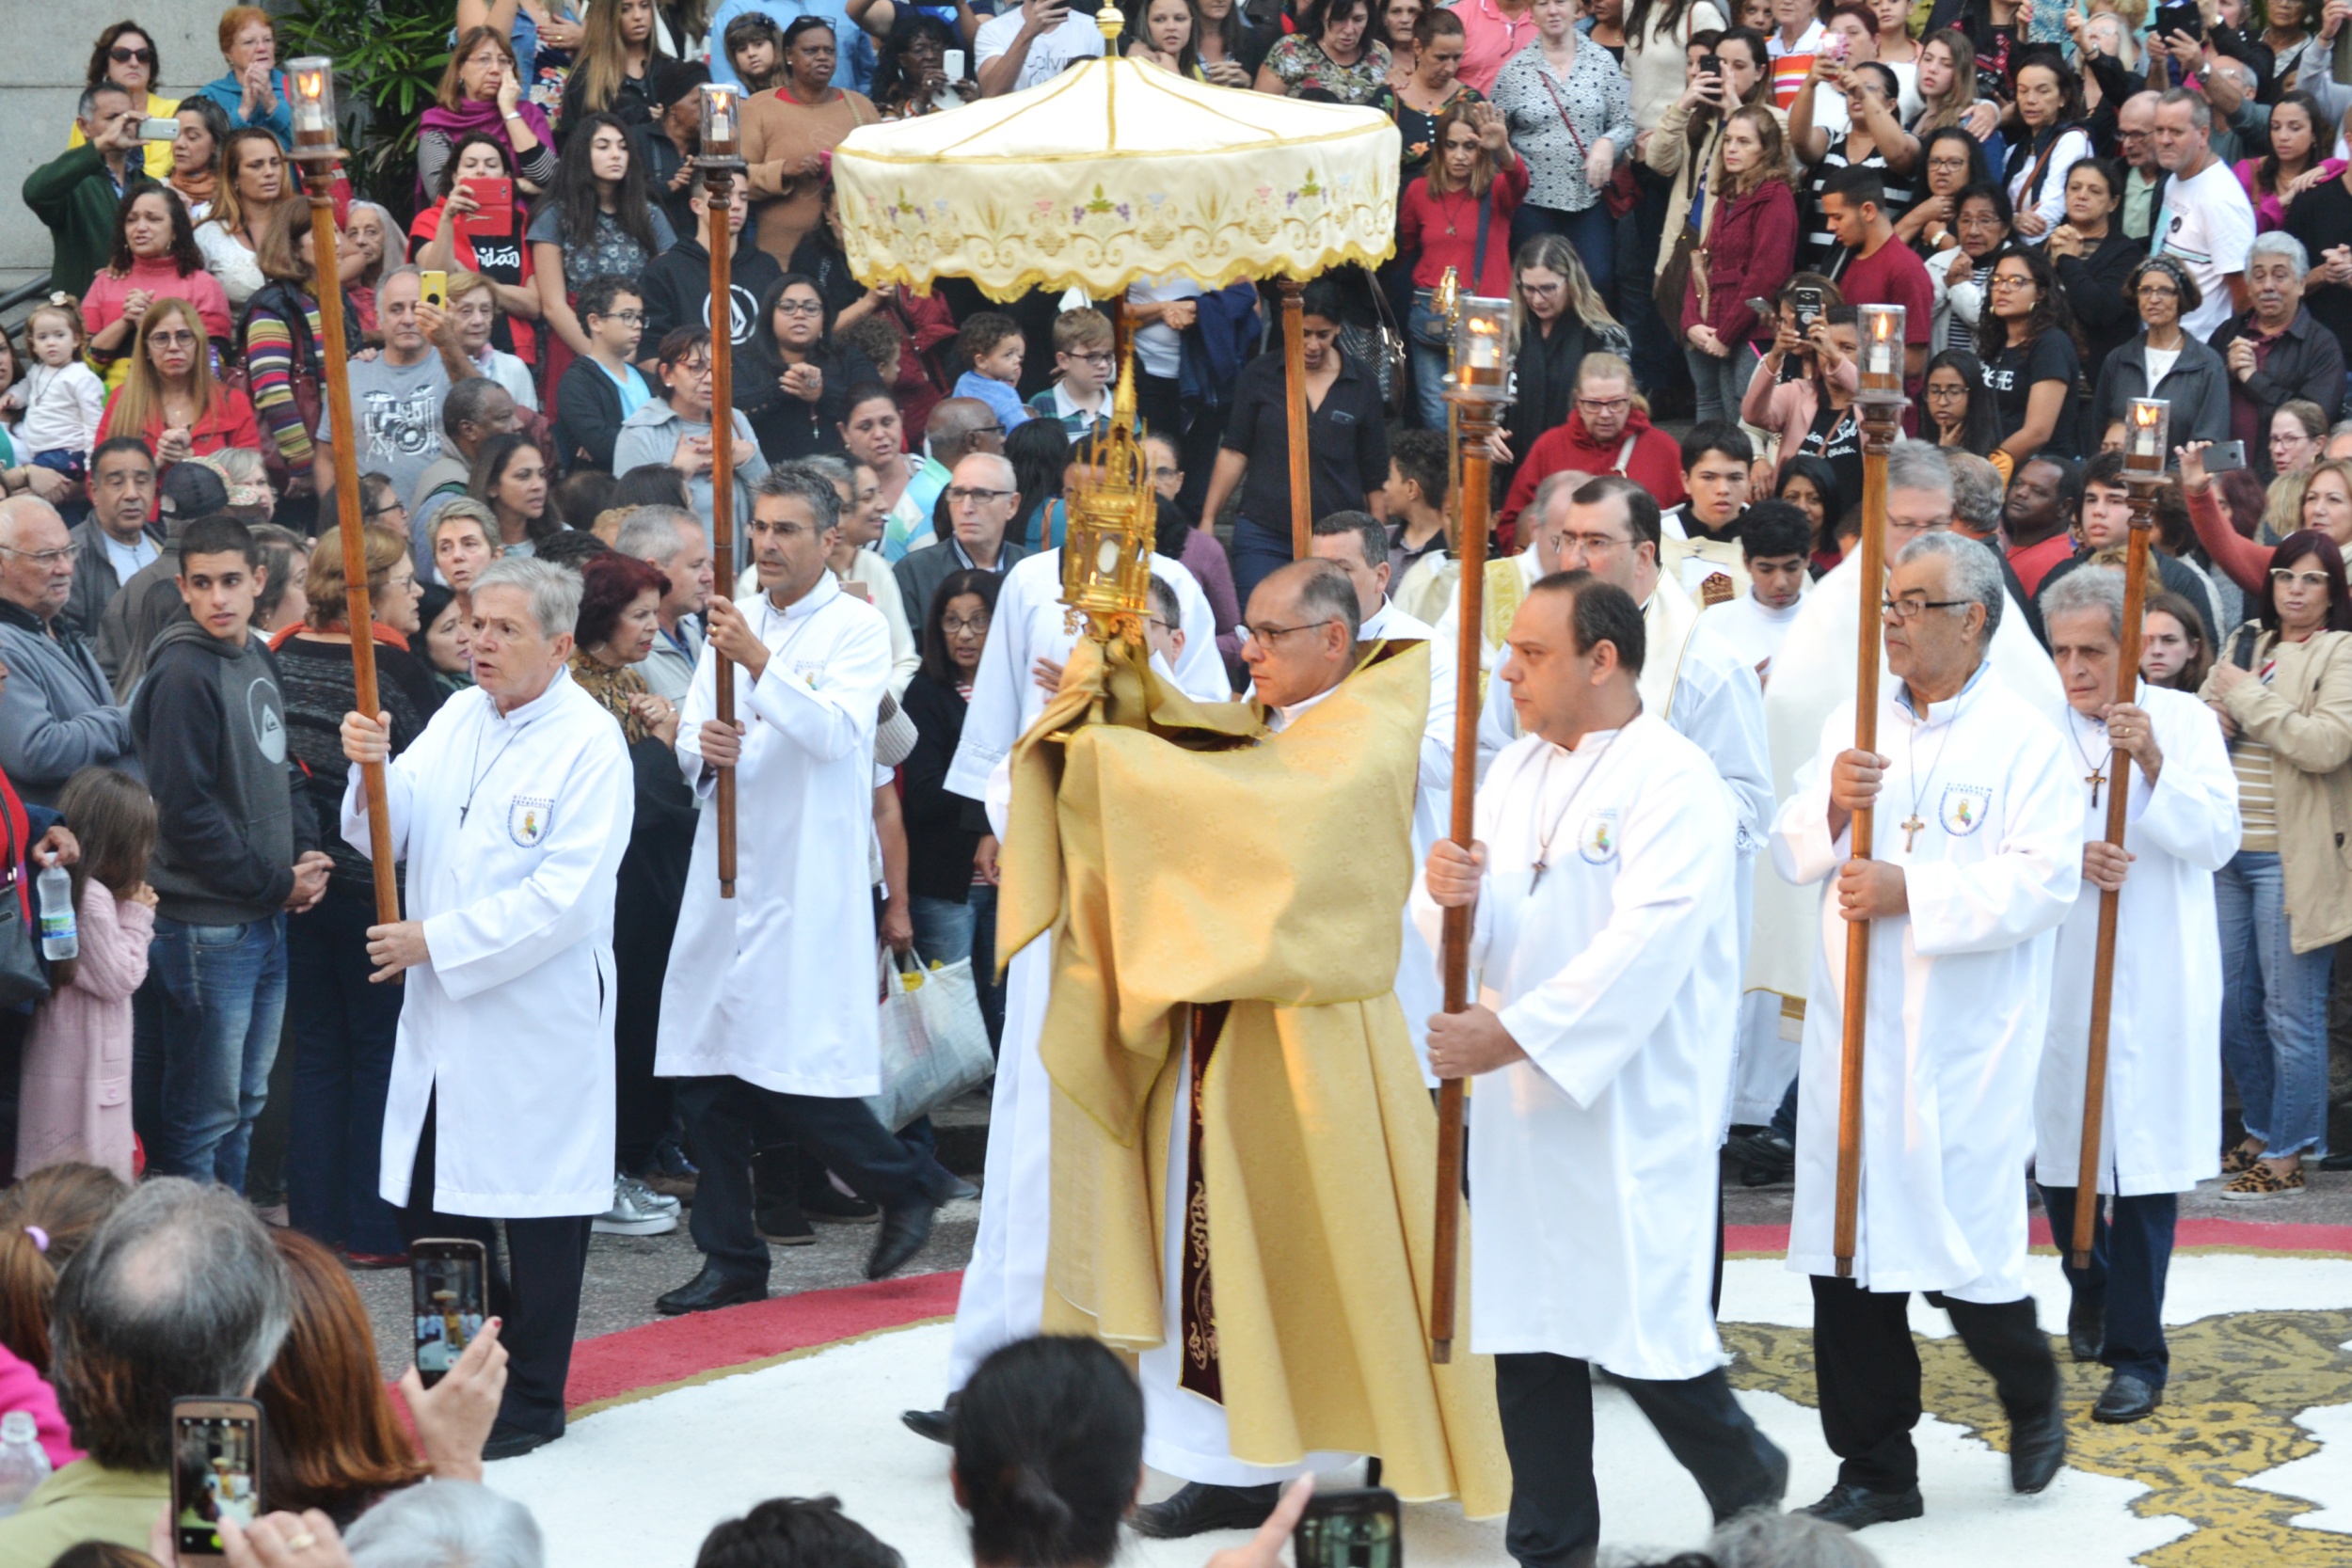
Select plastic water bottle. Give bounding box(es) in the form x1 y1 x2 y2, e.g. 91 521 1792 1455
35 865 73 963
0 1409 51 1516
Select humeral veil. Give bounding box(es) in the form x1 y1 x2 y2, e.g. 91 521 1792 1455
997 630 1507 1515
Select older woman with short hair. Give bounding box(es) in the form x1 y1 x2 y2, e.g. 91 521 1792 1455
195 5 292 142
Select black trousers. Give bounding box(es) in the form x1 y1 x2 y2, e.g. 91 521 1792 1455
1808 1275 2059 1494
676 1075 951 1279
1494 1352 1786 1568
2037 1184 2179 1387
397 1098 591 1440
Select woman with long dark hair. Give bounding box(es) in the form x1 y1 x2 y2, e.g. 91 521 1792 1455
1977 244 2082 459
409 134 542 367
528 110 675 369
167 96 230 223
1371 9 1482 185
1121 0 1206 77
1192 0 1270 87
737 274 882 464
82 183 232 385
1005 417 1070 551
2238 89 2338 232
2043 155 2143 388
741 18 879 265
1921 347 2007 474
1503 234 1626 479
1258 0 1391 100
1398 101 1527 429
469 434 563 554
1776 452 1846 569
2003 48 2091 245
901 566 1005 1040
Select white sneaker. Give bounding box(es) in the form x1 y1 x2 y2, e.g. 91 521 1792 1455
618 1173 681 1214
593 1180 678 1236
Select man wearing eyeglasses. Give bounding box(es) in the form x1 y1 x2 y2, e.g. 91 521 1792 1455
0 492 140 809
2114 92 2168 242
894 454 1031 657
1771 530 2081 1530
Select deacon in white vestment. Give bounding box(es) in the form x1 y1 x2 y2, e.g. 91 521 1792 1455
2031 570 2238 1425
656 468 960 1317
1311 511 1455 1079
917 544 1229 1420
1412 571 1786 1565
339 557 634 1450
1770 532 2080 1528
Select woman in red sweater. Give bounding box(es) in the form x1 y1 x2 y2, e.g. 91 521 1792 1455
97 298 262 474
1398 100 1528 431
1683 105 1799 428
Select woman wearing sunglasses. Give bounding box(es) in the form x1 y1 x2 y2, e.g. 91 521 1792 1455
72 23 179 180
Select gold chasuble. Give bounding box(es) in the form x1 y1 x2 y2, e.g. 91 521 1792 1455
998 633 1507 1516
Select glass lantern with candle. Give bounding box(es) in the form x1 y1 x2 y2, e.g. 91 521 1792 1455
699 84 743 166
286 56 338 153
2124 398 2170 476
1856 304 1905 401
1449 295 1513 403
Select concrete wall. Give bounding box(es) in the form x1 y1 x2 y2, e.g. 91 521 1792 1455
0 1 227 291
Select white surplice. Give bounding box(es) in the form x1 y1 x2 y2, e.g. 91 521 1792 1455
1362 597 1455 1081
342 670 634 1218
1410 712 1740 1378
1754 546 2063 1004
657 575 893 1095
2033 685 2238 1194
1701 591 1805 681
1771 664 2083 1301
941 548 1230 1391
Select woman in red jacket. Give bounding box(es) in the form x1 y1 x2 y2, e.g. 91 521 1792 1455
96 298 261 476
1682 104 1799 428
1397 100 1528 431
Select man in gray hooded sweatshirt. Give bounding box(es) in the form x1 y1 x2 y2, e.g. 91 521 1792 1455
129 515 331 1191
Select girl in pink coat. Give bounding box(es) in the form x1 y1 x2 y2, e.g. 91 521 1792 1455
15 769 156 1182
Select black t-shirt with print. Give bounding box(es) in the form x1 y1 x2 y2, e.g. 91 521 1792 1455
1983 330 2081 457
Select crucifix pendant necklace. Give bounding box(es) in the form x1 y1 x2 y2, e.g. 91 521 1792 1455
1899 713 1958 853
2068 708 2115 808
459 722 520 825
1531 726 1628 888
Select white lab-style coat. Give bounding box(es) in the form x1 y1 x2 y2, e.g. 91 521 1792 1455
1754 546 2062 1002
1771 665 2083 1302
342 671 634 1218
1411 712 1740 1379
1362 597 1454 1080
941 547 1230 1390
2034 685 2238 1195
657 575 892 1097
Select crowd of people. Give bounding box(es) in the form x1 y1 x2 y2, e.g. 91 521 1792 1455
1 0 2350 1562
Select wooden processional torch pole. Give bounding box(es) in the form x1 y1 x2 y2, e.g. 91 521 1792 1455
2070 397 2168 1268
1430 296 1513 1363
699 84 745 898
1834 304 1909 1278
286 58 397 935
1279 279 1311 560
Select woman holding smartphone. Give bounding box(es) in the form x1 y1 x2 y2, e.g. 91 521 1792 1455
411 134 542 364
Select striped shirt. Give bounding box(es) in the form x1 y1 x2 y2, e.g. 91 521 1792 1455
2230 656 2280 851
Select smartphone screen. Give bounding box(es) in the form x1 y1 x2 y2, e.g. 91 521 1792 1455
173 1402 262 1560
412 1239 488 1387
1295 1488 1401 1568
2155 1 2203 37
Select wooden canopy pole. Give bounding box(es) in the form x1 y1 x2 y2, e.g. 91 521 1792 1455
1279 279 1311 560
289 104 396 936
1429 398 1497 1364
2070 476 2157 1268
702 122 744 898
1836 397 1904 1277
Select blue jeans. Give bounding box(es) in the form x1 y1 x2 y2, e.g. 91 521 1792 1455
1407 298 1454 434
2037 1184 2177 1388
1687 342 1763 428
1230 518 1295 610
286 885 405 1255
134 912 289 1192
1511 202 1615 301
914 884 1005 1053
2216 849 2333 1159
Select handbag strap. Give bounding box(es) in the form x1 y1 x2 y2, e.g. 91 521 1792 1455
1472 190 1496 285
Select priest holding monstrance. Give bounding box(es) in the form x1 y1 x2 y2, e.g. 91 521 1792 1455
993 427 1506 1535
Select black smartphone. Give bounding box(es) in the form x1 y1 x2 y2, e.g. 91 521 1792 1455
1698 53 1722 75
2204 438 2249 473
411 1237 488 1387
1295 1487 1402 1568
1793 284 1824 328
2154 1 2204 39
172 1397 263 1561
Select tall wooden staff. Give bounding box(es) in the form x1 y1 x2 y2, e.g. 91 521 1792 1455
2070 398 2168 1268
699 86 746 898
285 58 396 933
1430 297 1512 1363
1279 279 1311 559
1836 305 1909 1277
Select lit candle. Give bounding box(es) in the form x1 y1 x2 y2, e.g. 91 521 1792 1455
2125 398 2169 474
1857 304 1904 394
1467 321 1498 370
287 56 335 148
701 85 739 156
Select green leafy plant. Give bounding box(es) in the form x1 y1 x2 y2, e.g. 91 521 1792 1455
279 0 458 216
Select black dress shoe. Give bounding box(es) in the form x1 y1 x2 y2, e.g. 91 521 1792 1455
942 1174 981 1202
866 1197 939 1279
482 1425 561 1461
1131 1482 1283 1539
803 1181 881 1224
2091 1370 2162 1423
901 1406 954 1444
2067 1298 2106 1363
1799 1482 1924 1530
2009 1399 2067 1493
656 1263 770 1316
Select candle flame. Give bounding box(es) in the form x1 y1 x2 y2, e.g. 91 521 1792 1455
296 71 325 100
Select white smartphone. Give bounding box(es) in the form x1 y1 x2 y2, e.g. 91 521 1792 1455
945 49 966 79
